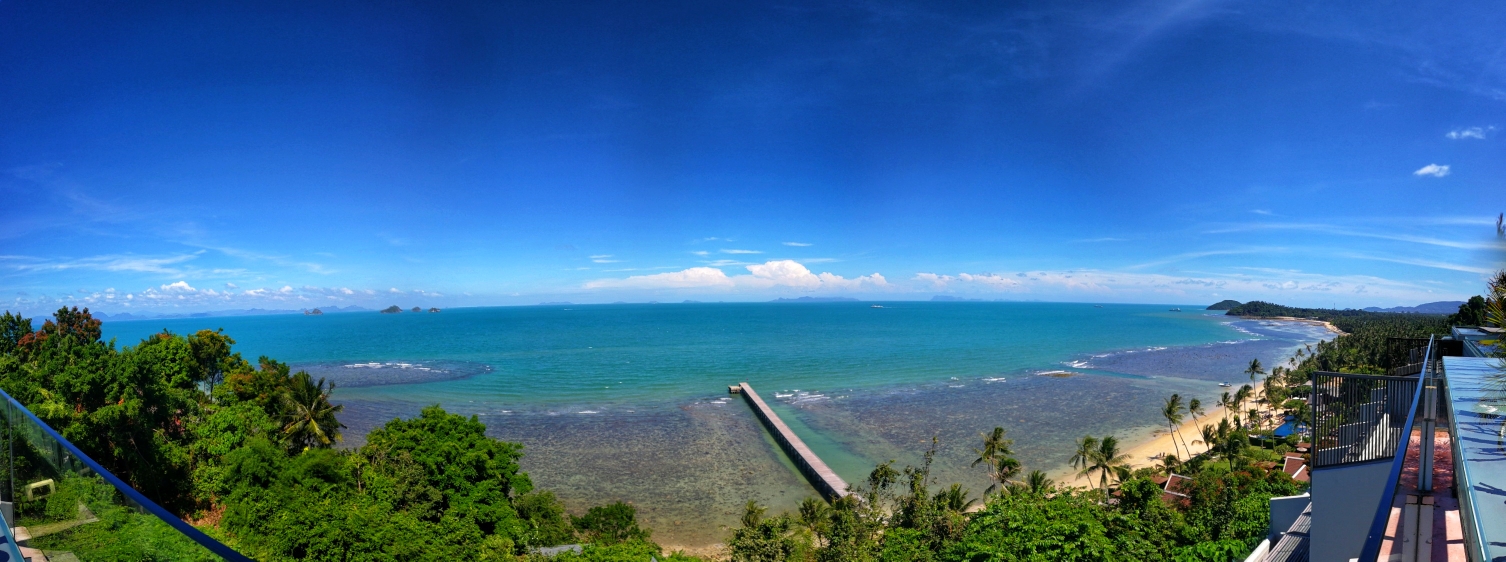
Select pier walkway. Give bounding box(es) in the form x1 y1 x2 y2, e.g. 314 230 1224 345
736 382 850 499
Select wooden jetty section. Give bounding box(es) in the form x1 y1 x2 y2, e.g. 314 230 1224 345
736 382 850 499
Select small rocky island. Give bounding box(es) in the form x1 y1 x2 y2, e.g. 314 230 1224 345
1206 299 1242 310
304 308 323 315
380 305 403 314
428 307 441 313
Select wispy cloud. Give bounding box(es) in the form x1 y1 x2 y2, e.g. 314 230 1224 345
782 242 813 247
1074 237 1127 243
585 260 886 292
1127 249 1275 270
720 249 763 254
703 259 754 267
3 253 201 275
1251 209 1273 215
1205 222 1495 250
1413 164 1451 177
1446 126 1493 140
914 267 1446 305
1340 253 1495 275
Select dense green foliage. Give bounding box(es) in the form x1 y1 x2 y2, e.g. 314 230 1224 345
0 307 698 561
1226 301 1451 374
1205 300 1241 311
728 454 1301 561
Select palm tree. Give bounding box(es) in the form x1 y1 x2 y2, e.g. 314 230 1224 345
1070 435 1099 486
1217 391 1233 422
1087 436 1131 490
1157 454 1180 475
972 427 1013 468
986 455 1022 495
1161 394 1188 459
1245 358 1265 386
1194 424 1217 455
1233 385 1253 427
933 483 975 512
280 371 346 450
1022 470 1054 496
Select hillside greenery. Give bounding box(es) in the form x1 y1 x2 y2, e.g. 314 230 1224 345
0 307 696 561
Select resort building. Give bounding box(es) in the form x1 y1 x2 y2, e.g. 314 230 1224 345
1257 332 1502 562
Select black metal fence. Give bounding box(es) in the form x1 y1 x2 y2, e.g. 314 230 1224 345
1382 337 1461 376
1310 371 1420 468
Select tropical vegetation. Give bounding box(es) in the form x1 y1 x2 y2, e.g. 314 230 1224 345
0 307 694 561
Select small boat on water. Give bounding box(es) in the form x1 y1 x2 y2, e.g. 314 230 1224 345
1169 307 1182 311
1218 382 1232 387
870 304 883 308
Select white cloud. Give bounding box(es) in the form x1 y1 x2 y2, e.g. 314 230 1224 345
585 267 734 289
914 273 956 289
279 285 294 294
782 242 813 247
1251 209 1272 215
958 273 1021 288
691 251 710 256
340 287 354 295
225 282 238 289
389 288 402 293
1413 164 1450 177
1445 126 1493 140
720 249 762 254
586 260 886 292
589 254 613 259
244 288 268 296
160 281 197 293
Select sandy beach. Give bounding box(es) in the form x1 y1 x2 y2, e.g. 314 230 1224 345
1049 383 1290 487
1048 404 1227 486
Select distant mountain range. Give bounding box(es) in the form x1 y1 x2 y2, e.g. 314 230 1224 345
1361 301 1464 314
769 296 859 303
931 295 986 302
96 305 370 321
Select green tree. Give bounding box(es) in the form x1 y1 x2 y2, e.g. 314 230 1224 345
728 501 803 562
1244 359 1265 386
1161 394 1188 459
279 371 345 451
971 427 1011 469
1069 435 1098 485
1087 436 1131 490
572 502 650 545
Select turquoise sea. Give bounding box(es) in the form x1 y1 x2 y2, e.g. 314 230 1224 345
101 302 1333 548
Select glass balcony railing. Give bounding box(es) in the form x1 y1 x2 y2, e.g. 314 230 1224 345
1439 355 1506 562
0 389 249 562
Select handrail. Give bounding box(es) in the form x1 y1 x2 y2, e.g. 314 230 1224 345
0 388 251 562
1355 335 1432 562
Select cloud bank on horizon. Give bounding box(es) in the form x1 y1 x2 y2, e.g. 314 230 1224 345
2 0 1504 316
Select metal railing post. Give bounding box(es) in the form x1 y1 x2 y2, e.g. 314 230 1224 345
1418 343 1437 493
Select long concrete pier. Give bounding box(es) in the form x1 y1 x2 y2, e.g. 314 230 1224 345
736 382 850 499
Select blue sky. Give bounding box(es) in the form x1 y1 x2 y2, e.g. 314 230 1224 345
3 0 1504 314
